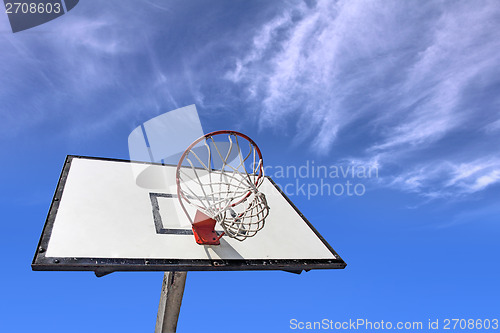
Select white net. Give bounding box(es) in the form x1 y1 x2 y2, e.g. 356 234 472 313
216 192 268 240
176 131 269 241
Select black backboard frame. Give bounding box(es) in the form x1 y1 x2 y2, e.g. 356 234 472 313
32 155 347 277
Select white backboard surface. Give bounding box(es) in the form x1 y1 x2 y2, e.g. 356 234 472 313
32 156 346 275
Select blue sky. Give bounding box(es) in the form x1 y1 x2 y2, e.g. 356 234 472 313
1 1 499 332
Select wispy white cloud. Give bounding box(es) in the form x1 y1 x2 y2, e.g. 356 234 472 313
225 13 291 86
0 2 177 139
390 157 500 198
484 118 500 133
2 0 499 200
375 3 500 150
225 0 500 198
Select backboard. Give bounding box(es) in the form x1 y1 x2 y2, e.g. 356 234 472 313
32 155 346 276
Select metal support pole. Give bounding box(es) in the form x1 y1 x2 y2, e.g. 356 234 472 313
155 271 187 333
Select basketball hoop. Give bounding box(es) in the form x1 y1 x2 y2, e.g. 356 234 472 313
176 130 269 245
